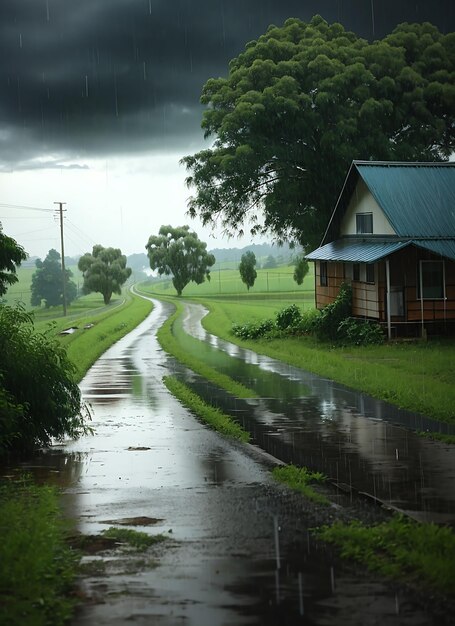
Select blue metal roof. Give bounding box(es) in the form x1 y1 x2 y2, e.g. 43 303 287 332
413 239 455 261
306 239 411 262
306 238 455 262
356 163 455 237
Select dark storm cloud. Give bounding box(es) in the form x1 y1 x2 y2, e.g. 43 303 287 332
0 0 453 169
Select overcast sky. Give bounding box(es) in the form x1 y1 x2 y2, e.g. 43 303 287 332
1 0 453 259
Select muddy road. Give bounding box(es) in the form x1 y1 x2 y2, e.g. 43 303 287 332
17 298 454 625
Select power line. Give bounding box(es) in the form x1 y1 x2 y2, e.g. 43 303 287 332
0 203 53 212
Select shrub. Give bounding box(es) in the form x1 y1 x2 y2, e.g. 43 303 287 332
314 283 352 341
275 304 302 330
294 308 321 335
338 318 385 345
232 318 274 339
0 304 91 456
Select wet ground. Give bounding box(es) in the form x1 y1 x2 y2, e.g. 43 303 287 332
13 298 455 624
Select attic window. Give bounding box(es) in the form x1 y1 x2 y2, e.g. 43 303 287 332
356 213 373 234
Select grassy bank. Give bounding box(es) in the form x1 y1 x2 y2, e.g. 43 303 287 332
163 376 250 442
187 296 455 426
155 297 258 399
0 477 78 626
55 291 153 381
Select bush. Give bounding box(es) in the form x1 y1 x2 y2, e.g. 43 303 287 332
232 318 274 339
314 283 352 341
275 304 302 330
338 318 385 345
0 304 91 456
295 308 322 335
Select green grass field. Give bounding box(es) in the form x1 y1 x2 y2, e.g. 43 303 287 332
143 264 315 299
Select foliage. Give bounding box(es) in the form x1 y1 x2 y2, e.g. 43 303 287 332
272 464 328 504
0 225 27 297
146 225 215 296
293 255 309 285
232 318 275 339
0 477 79 626
30 249 77 308
163 375 250 442
0 304 91 455
314 283 352 341
182 17 454 248
78 244 132 305
275 303 302 330
338 318 385 345
262 254 277 269
100 527 167 551
317 514 455 595
238 250 257 290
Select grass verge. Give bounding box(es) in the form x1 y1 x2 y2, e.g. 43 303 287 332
272 464 329 505
192 296 455 426
163 375 250 442
0 477 79 626
316 514 455 597
156 299 258 399
57 291 153 381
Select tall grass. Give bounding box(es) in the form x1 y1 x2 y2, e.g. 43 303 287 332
0 478 79 626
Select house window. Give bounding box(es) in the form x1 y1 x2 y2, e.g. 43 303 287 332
353 263 360 281
366 263 375 283
320 262 328 286
418 260 445 299
356 213 373 234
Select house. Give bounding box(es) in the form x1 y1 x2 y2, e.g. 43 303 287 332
306 161 455 338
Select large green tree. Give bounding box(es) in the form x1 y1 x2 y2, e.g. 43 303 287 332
78 245 132 305
31 249 77 308
146 225 215 296
239 251 257 291
182 16 454 249
0 224 27 297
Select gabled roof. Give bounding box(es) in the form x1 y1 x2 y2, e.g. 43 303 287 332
321 161 455 246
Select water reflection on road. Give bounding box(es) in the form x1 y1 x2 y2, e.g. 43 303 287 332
8 297 452 624
181 303 455 524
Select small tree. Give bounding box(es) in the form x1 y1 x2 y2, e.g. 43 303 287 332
146 225 215 296
31 249 77 308
0 303 91 455
239 251 257 291
293 255 309 286
0 225 27 297
78 245 132 305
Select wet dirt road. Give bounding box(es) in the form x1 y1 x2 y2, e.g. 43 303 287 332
22 298 452 625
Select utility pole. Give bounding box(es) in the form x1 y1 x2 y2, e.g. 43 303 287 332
54 202 67 316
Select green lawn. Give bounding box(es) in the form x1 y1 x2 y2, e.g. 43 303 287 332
143 264 315 298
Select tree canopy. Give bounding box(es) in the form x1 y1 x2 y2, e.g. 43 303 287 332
146 225 215 296
31 249 77 308
78 245 132 305
239 251 257 291
182 16 454 250
0 225 27 297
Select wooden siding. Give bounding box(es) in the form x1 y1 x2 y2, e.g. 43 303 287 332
314 250 455 326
